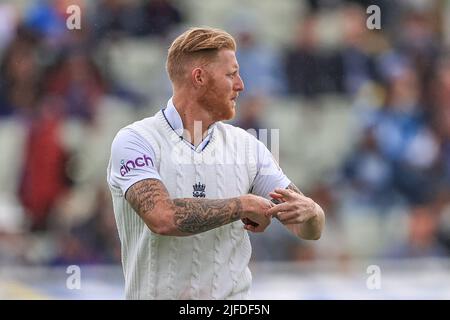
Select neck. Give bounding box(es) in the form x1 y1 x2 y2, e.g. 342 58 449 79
173 91 215 146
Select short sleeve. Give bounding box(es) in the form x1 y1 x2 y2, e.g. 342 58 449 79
250 140 291 199
108 128 161 195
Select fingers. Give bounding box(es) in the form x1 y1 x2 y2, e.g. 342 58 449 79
259 197 275 209
269 192 284 205
273 188 296 199
242 217 258 227
270 198 283 205
276 211 315 224
269 191 284 199
266 202 291 216
274 211 298 223
267 200 276 208
269 188 301 204
243 216 270 233
244 223 267 233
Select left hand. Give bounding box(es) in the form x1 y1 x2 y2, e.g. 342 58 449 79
267 188 318 224
241 217 271 233
240 194 274 233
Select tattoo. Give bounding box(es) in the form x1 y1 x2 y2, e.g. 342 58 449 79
125 178 171 216
173 198 242 233
125 178 243 235
287 182 304 195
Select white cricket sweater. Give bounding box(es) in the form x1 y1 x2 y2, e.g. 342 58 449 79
107 110 259 300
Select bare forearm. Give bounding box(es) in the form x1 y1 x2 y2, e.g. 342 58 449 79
285 183 325 240
292 202 325 240
172 197 242 235
126 178 246 236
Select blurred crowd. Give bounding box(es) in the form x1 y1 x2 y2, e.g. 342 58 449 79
0 0 449 266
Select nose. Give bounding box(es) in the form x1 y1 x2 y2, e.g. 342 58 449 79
234 74 244 92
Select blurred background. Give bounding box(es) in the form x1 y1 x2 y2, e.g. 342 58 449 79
1 0 450 299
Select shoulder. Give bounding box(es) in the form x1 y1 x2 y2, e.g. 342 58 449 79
112 112 161 143
112 127 140 145
111 115 160 149
110 128 145 156
125 114 159 133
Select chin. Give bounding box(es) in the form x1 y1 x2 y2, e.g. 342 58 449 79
213 104 235 121
223 106 236 121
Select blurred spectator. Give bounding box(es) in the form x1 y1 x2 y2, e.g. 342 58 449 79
144 0 184 38
283 15 328 98
44 51 107 123
0 26 41 117
234 95 266 133
18 96 72 231
24 0 66 41
51 187 120 265
396 9 441 101
338 65 442 207
91 0 183 40
74 186 120 263
429 57 450 188
0 3 19 52
231 16 285 96
339 126 396 208
384 204 447 258
332 4 381 96
437 194 450 252
374 68 440 204
91 0 149 40
430 57 450 114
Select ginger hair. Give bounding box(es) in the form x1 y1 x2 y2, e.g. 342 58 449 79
166 27 236 84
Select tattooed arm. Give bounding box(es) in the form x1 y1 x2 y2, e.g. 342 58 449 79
125 178 273 236
268 182 325 240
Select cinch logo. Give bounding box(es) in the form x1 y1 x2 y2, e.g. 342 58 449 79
120 155 154 176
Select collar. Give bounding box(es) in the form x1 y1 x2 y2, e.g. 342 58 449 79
163 98 215 152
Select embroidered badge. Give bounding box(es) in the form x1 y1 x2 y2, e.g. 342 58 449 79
193 182 206 198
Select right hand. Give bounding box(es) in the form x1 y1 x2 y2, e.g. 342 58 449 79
240 194 274 233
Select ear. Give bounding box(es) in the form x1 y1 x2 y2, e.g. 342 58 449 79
191 67 206 87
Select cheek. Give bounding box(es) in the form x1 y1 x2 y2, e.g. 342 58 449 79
222 82 234 99
210 81 230 99
226 79 234 91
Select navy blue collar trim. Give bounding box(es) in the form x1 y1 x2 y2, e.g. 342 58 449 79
161 108 210 151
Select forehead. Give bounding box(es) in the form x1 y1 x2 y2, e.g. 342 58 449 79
213 49 239 68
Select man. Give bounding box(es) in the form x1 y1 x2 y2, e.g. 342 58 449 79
107 27 325 300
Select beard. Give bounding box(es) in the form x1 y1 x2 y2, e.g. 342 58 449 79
198 78 235 122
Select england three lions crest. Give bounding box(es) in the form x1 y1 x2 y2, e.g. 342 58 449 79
193 182 206 198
